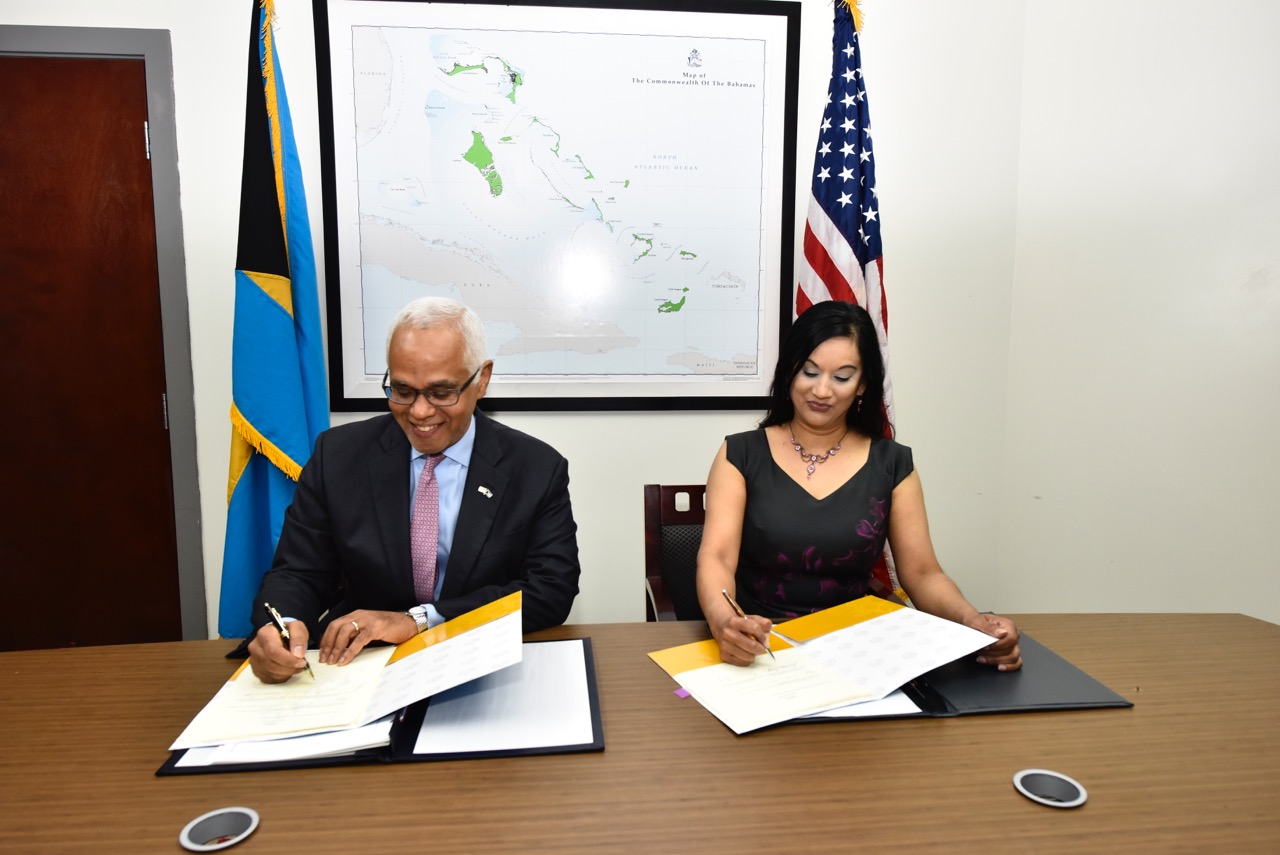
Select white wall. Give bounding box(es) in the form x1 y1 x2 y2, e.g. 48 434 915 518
851 2 1026 612
3 0 1275 629
999 1 1280 615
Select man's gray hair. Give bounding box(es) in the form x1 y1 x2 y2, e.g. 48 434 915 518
385 297 487 369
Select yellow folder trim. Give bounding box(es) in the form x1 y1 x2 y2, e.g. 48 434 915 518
387 590 522 664
648 595 903 678
773 595 903 642
648 633 797 677
648 638 726 676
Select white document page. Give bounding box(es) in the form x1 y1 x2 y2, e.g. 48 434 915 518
170 647 396 749
413 638 593 755
802 688 923 719
799 607 995 704
174 716 396 767
365 609 524 723
675 647 871 735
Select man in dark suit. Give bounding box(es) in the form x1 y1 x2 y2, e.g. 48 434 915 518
247 297 580 683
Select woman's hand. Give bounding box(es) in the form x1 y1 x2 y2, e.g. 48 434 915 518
714 613 774 666
966 613 1023 671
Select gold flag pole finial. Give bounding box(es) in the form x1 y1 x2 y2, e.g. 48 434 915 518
839 0 865 33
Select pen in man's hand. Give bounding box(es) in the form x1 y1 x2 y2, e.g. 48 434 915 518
265 602 315 680
720 588 776 660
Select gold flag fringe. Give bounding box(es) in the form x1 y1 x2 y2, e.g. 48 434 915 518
230 402 304 487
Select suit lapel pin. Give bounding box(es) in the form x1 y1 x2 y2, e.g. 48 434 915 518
477 486 494 498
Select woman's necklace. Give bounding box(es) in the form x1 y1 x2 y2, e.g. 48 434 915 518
788 423 848 479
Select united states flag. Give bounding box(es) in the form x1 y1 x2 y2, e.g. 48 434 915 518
797 3 902 600
796 1 894 429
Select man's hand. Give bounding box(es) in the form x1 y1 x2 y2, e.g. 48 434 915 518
319 609 419 666
967 613 1023 671
247 620 311 684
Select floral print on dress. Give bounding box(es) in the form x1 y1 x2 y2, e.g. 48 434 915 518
748 495 889 617
855 497 887 557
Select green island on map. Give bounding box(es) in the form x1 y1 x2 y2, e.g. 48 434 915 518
446 61 487 75
499 59 524 103
632 234 653 260
531 117 561 155
590 199 610 231
657 288 690 313
445 56 524 103
462 131 503 196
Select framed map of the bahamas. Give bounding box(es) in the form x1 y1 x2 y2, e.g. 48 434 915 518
315 0 800 410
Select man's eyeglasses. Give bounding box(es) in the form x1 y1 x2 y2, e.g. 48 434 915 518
382 365 482 408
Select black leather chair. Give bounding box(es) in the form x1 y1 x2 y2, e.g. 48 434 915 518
643 484 707 622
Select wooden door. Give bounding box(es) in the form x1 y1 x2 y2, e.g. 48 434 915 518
0 55 183 649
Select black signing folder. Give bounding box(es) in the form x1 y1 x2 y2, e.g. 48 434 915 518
157 638 603 776
907 631 1132 716
800 631 1132 722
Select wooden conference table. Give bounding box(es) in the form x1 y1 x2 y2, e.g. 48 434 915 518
1 613 1277 853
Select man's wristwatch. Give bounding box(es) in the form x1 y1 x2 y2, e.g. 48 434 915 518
407 605 429 634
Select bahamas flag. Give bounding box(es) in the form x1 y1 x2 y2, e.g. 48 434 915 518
219 0 329 638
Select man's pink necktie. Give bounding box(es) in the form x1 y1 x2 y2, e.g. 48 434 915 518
411 453 445 602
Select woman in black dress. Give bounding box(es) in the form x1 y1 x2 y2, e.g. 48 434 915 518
696 301 1022 669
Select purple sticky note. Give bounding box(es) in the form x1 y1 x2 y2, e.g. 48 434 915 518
675 688 691 698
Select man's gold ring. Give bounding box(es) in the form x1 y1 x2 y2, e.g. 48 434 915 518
351 620 360 633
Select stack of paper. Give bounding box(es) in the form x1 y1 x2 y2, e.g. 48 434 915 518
173 592 523 766
648 597 996 734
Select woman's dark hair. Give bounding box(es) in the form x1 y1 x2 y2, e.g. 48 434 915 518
760 301 891 438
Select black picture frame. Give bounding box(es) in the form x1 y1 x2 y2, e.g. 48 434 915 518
314 0 799 411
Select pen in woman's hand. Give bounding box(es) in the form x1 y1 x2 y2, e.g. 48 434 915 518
265 602 316 680
720 588 776 661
